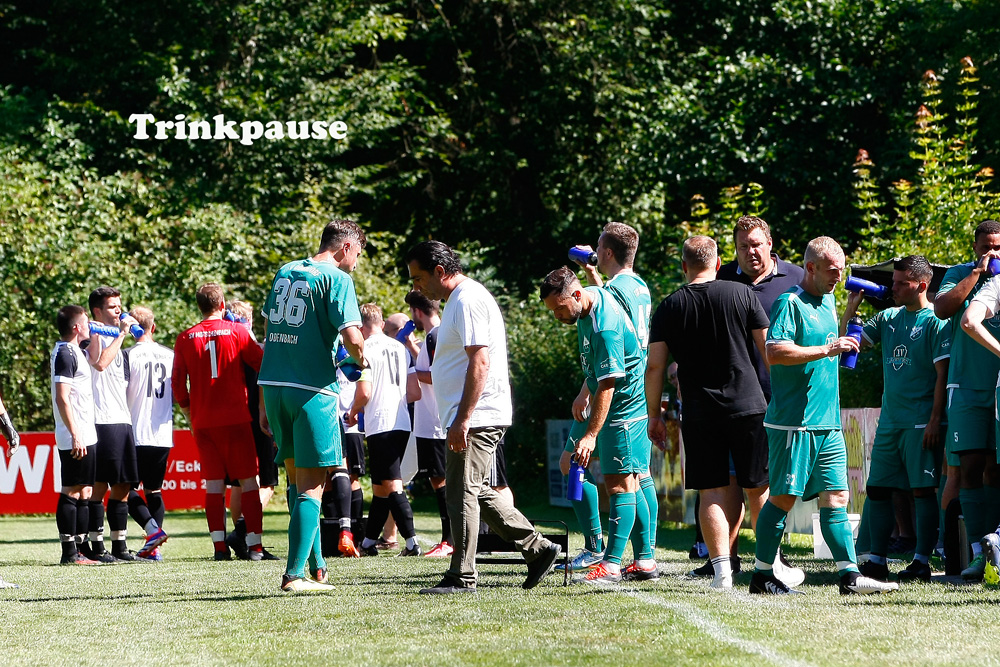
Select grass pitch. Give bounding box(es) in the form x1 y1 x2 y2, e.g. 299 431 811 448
0 501 995 666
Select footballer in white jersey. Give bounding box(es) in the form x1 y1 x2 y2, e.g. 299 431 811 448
355 305 422 557
124 341 174 448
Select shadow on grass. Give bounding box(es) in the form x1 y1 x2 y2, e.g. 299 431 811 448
0 529 237 544
17 590 282 603
167 592 281 602
17 592 156 603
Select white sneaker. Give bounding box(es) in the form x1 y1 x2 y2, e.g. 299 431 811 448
983 533 1000 587
709 573 733 590
773 554 806 588
281 575 334 593
839 573 898 595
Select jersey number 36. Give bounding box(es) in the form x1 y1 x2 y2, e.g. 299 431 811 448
268 278 310 327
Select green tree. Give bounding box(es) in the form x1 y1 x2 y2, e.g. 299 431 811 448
851 57 999 267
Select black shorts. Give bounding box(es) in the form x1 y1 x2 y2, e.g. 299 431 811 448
416 437 447 479
59 447 97 488
342 432 366 477
489 436 509 488
681 413 769 490
367 430 409 484
95 423 139 485
135 447 170 491
254 430 280 488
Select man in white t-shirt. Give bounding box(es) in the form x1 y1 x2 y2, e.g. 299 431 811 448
405 290 453 557
51 305 100 565
123 306 172 560
406 241 561 594
350 303 423 557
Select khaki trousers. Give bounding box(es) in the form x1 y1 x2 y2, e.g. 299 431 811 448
445 426 548 586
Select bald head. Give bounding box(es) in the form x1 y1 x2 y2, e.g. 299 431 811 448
383 313 411 338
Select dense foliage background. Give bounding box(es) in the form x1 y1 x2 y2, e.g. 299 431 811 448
2 0 999 480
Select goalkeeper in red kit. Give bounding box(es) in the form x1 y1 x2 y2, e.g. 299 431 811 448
172 284 266 560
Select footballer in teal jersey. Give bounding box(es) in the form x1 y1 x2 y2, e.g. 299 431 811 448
542 266 653 582
937 260 1000 465
260 219 367 593
563 222 657 579
260 259 362 397
752 237 896 596
845 255 950 582
605 271 652 353
764 287 842 431
934 220 1000 580
574 286 645 432
600 253 657 578
939 261 1000 391
860 307 950 432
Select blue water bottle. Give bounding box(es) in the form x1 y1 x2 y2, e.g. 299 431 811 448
566 458 585 501
223 309 247 324
119 313 144 339
357 410 365 433
844 275 889 300
989 258 1000 276
89 322 122 337
568 247 598 266
395 320 416 342
335 344 364 382
841 317 863 369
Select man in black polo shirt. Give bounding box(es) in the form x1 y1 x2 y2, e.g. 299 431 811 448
717 215 805 397
690 215 805 583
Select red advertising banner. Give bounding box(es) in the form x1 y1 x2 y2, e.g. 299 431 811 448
0 430 207 514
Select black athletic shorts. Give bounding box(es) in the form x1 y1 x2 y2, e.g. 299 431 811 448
95 423 139 485
416 437 447 479
681 413 769 490
489 436 509 488
254 430 280 488
135 447 170 491
367 430 409 484
342 432 366 477
59 446 97 487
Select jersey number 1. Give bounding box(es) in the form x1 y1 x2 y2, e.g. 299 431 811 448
205 340 219 379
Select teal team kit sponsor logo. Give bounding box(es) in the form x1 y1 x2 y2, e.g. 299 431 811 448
889 345 912 371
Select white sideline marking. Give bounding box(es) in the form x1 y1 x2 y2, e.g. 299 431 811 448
624 590 817 667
